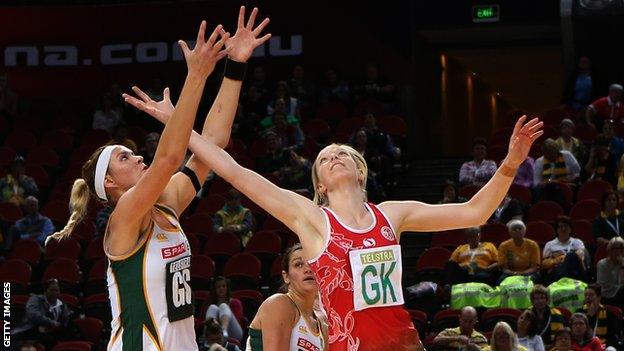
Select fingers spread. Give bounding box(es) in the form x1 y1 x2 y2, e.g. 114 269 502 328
253 18 270 36
237 6 245 28
247 7 258 29
213 32 230 52
132 86 151 102
178 40 191 59
256 33 272 46
164 87 171 101
207 24 224 47
196 20 207 45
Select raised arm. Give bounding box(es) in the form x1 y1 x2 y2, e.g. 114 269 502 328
380 116 543 238
123 6 270 215
110 22 228 248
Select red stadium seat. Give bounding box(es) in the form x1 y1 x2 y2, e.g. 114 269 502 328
203 231 241 275
45 237 81 262
85 258 107 296
85 236 105 264
245 230 282 279
416 247 452 272
231 289 264 321
577 180 612 202
186 232 201 255
0 259 31 294
11 295 29 327
481 222 509 245
25 163 50 188
480 308 522 331
508 184 532 205
571 220 595 247
528 201 564 222
195 194 226 214
224 253 261 291
182 213 214 234
262 216 289 232
80 129 111 148
40 129 74 153
593 244 608 268
0 146 17 167
190 255 215 291
52 341 92 351
4 129 37 153
335 117 364 136
432 309 461 332
83 294 111 325
27 147 60 169
73 317 103 345
270 254 284 282
72 220 96 244
302 119 331 140
459 184 481 199
315 101 348 123
353 99 383 118
59 294 80 311
570 200 601 221
276 230 300 251
8 239 42 266
430 229 465 249
41 199 71 225
42 258 80 294
555 181 574 209
378 115 407 138
406 309 428 336
0 201 23 223
525 221 555 245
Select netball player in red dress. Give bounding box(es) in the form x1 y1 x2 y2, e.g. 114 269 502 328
128 78 543 349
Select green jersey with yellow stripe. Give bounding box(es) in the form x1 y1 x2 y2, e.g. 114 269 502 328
106 204 197 351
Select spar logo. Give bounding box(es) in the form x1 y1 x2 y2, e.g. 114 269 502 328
3 35 302 67
296 338 320 351
161 242 187 259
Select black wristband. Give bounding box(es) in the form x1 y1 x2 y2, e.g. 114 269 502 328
223 57 247 81
181 166 202 193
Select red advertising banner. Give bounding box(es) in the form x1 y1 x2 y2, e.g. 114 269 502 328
0 2 409 98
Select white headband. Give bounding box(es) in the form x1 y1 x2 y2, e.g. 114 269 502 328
94 145 117 201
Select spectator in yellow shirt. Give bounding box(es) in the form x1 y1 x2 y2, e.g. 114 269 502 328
446 227 499 285
498 219 541 283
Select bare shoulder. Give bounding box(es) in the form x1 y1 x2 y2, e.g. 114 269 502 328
256 293 298 325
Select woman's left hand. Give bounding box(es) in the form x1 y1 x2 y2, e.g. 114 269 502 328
505 115 544 168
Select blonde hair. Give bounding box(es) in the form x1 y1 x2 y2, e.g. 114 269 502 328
47 146 106 243
311 143 368 206
490 321 519 351
607 236 624 251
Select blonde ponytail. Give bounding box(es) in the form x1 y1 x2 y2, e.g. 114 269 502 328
47 179 91 244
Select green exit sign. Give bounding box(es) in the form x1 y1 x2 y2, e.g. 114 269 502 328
472 5 500 23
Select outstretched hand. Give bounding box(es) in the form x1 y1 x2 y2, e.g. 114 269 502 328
122 86 174 124
179 21 230 78
226 6 271 63
505 115 544 168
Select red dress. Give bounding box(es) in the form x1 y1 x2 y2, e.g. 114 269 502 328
308 203 419 351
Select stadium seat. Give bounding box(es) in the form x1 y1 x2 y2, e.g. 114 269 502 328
27 147 60 169
42 258 80 294
11 295 29 326
40 129 74 153
302 119 331 140
84 294 112 325
406 309 428 337
315 101 348 123
415 247 452 283
335 117 364 136
232 289 264 321
224 253 261 291
577 180 612 202
41 199 71 226
569 200 601 221
195 194 226 214
0 146 17 167
432 309 461 332
245 230 282 280
0 201 23 223
190 255 215 291
262 216 289 232
44 237 81 262
73 317 103 346
593 244 608 268
8 239 42 266
186 232 201 255
85 258 107 296
555 181 574 209
480 222 508 245
430 229 465 249
4 129 37 153
203 231 241 275
525 221 555 246
276 230 300 251
0 259 31 294
378 115 407 138
508 184 532 205
193 290 211 318
480 308 522 331
182 213 214 235
528 201 564 222
571 220 595 248
59 294 80 311
459 184 481 199
25 163 50 188
85 236 105 265
52 341 92 351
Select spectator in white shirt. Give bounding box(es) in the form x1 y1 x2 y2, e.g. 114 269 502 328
542 216 587 284
459 138 498 186
92 94 122 134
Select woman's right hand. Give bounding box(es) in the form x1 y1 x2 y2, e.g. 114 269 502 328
123 86 174 124
179 21 230 78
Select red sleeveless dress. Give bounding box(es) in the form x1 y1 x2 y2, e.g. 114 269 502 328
308 203 420 351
